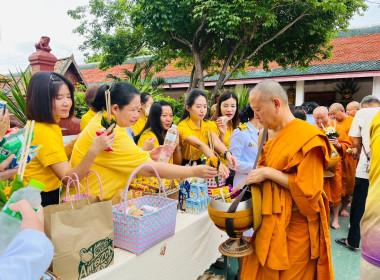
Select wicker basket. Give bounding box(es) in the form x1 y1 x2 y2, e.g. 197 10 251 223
113 164 178 255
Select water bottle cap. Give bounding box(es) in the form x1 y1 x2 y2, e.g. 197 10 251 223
28 179 45 191
171 124 177 129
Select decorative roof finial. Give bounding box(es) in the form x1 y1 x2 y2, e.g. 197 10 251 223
35 36 52 53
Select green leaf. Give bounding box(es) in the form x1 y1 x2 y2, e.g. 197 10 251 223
0 69 30 126
0 189 7 205
11 174 25 195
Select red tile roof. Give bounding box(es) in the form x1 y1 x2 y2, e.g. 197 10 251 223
79 27 380 85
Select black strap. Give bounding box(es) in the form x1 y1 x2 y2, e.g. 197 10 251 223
225 129 268 237
362 144 370 161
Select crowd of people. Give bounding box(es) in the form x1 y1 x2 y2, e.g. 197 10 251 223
0 72 379 279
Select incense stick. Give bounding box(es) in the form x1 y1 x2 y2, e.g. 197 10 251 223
18 121 30 175
105 88 111 122
20 120 35 179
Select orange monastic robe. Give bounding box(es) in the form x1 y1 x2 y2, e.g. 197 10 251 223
338 116 356 196
241 119 334 280
320 124 351 206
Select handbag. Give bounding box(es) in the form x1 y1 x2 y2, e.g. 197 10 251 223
113 164 178 255
62 170 103 202
44 194 114 279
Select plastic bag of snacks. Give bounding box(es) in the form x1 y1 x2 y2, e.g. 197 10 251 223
0 128 40 168
129 176 179 194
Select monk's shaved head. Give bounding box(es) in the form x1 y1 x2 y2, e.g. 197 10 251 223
313 106 329 129
329 103 344 112
313 106 328 116
250 79 288 103
347 101 360 110
249 79 294 130
346 101 360 117
329 103 347 122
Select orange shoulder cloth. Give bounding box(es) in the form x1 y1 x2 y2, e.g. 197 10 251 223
254 119 332 271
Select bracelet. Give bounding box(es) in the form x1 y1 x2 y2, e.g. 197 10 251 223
223 150 232 160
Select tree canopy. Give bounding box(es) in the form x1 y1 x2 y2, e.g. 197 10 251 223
68 0 366 97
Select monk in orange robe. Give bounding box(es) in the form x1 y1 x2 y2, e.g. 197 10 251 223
241 80 333 280
329 103 357 217
314 106 352 230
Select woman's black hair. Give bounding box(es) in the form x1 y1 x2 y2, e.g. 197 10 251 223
136 101 173 145
211 91 240 129
140 92 152 105
239 105 254 123
292 107 307 121
92 82 140 112
26 71 75 124
180 89 208 121
301 102 319 114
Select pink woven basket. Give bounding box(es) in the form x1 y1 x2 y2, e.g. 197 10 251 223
113 164 178 255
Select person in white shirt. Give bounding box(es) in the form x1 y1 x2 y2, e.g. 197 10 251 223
336 95 380 250
0 200 54 280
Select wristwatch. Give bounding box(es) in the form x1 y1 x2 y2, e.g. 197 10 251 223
224 150 232 160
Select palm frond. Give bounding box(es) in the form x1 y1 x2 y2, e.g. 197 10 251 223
0 69 30 126
234 85 250 110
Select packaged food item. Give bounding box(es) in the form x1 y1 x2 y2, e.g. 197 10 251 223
211 186 232 203
131 209 143 217
125 203 138 215
0 129 29 163
220 116 232 125
0 100 6 113
5 127 19 135
8 145 41 169
141 205 158 215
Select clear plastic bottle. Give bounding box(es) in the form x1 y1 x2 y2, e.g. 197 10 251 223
0 179 45 256
158 124 178 163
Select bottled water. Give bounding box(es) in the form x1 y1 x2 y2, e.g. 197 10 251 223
158 124 178 163
0 179 45 256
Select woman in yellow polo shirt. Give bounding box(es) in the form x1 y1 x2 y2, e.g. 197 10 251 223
80 85 100 131
23 72 115 206
178 89 238 178
211 91 239 185
131 92 153 136
136 101 182 164
211 91 239 161
71 82 217 200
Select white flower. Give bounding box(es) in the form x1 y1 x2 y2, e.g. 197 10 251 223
324 126 336 135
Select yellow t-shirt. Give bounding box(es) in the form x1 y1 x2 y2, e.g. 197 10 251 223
137 129 174 164
360 111 380 264
80 109 97 131
131 114 147 135
23 122 68 192
70 113 151 200
178 117 219 161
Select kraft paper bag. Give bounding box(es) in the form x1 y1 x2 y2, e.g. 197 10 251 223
44 196 114 280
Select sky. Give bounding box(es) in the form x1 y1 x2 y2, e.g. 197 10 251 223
0 0 380 74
